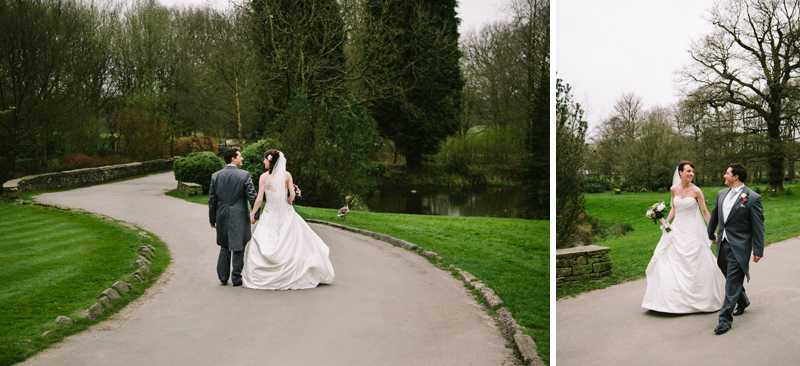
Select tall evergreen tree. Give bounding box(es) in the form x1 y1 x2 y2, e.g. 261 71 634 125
518 0 549 219
361 0 464 170
250 0 347 132
556 79 587 248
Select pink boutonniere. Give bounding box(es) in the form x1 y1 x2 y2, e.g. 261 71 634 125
740 193 747 203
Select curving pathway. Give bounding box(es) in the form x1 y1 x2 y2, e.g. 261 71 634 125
23 172 518 365
557 237 800 365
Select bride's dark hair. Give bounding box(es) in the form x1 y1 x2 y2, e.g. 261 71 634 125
264 149 280 174
678 161 695 174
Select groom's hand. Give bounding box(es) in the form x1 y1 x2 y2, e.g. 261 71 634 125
711 233 717 244
754 256 762 263
210 223 215 228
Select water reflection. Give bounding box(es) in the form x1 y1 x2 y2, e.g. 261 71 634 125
367 186 525 218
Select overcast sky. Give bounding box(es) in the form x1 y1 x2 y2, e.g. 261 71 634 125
556 0 717 134
156 0 509 41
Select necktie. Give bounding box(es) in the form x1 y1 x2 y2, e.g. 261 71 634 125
723 188 739 222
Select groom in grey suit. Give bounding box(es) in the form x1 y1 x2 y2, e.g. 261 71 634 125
209 147 259 286
707 163 764 334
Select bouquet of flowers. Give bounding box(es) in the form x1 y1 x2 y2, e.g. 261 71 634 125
646 201 671 232
293 184 301 198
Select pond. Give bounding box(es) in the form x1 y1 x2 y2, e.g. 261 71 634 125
366 186 527 218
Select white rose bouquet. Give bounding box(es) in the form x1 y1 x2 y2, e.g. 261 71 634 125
645 201 671 232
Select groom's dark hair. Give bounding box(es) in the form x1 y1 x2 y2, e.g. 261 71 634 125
729 163 747 182
224 147 240 164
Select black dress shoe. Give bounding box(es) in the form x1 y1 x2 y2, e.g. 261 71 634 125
733 304 748 316
714 323 730 335
232 282 242 287
220 280 228 286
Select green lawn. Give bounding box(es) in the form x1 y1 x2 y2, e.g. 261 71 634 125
169 192 550 365
557 185 800 299
0 200 170 366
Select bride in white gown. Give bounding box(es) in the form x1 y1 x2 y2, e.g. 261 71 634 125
641 161 725 313
242 149 334 290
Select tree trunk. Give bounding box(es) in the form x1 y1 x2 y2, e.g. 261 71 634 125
235 72 242 139
767 114 785 191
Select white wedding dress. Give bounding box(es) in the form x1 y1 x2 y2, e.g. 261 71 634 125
242 153 334 290
641 196 725 313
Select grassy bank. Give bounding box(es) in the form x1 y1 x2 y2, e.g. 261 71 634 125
169 191 550 365
0 200 170 366
557 184 800 299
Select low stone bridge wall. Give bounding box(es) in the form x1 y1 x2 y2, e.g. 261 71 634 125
556 245 612 286
2 158 177 200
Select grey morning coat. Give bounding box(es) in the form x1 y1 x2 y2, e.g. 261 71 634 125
209 165 259 252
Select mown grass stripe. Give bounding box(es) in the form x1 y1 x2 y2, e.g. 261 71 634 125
0 227 91 253
0 220 85 238
0 199 170 366
0 245 92 301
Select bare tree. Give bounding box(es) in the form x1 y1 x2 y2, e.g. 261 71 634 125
594 94 682 190
683 0 800 191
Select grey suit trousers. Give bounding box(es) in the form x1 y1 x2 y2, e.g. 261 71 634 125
718 239 749 326
217 247 244 285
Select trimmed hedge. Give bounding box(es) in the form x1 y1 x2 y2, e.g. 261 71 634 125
173 151 224 194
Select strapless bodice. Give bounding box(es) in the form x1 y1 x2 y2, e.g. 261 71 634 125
672 196 698 222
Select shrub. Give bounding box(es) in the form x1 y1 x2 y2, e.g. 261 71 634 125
173 151 225 194
172 137 218 157
786 187 793 196
444 155 469 176
754 187 762 194
584 176 609 193
58 153 119 169
585 182 606 193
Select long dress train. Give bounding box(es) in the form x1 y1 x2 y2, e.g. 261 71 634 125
242 186 335 290
641 196 724 313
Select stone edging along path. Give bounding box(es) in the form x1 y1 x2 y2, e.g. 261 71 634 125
305 219 545 366
15 200 165 337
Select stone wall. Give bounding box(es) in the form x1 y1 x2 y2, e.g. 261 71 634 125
177 181 202 197
556 245 612 286
2 158 177 200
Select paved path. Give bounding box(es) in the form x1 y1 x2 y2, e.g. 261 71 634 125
23 172 517 366
557 237 800 366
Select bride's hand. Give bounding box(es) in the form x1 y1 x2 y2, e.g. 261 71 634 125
250 216 256 224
